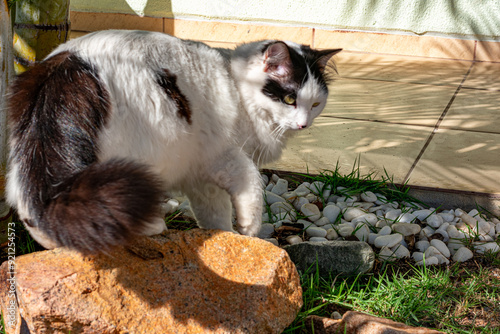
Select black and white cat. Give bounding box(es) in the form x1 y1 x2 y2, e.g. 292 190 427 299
6 30 341 254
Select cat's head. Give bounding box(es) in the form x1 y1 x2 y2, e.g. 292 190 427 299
231 41 341 131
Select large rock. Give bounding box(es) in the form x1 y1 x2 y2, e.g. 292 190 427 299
284 241 374 277
0 229 302 334
305 312 444 334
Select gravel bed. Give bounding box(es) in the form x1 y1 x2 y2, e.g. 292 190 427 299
163 173 500 266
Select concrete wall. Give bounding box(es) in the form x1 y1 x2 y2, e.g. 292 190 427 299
70 0 500 41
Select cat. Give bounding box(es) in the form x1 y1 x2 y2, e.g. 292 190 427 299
6 30 341 254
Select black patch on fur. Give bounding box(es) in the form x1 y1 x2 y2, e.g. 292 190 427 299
261 43 309 104
7 51 163 254
155 69 192 124
300 45 338 91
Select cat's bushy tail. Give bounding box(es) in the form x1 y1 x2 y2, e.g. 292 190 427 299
41 159 164 254
6 50 164 254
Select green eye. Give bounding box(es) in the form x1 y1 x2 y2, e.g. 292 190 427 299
312 102 321 108
283 95 296 105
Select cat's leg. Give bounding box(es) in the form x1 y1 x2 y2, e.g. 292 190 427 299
185 183 234 232
209 150 263 237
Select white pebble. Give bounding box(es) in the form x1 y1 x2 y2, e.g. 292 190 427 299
392 222 421 236
391 244 410 258
298 219 315 229
306 226 328 238
343 207 367 222
161 199 180 215
338 224 354 237
398 212 417 224
360 191 378 203
295 183 311 196
424 246 441 258
430 239 450 258
261 174 269 185
354 224 370 242
416 256 439 266
264 190 285 205
420 226 435 238
385 209 402 221
314 216 331 227
474 242 500 254
308 181 325 195
378 226 392 236
452 247 474 262
413 209 433 221
309 237 328 242
305 193 318 203
286 235 303 245
351 213 378 226
271 178 288 195
368 233 378 245
438 212 455 222
293 196 309 211
415 240 430 252
379 246 397 261
265 183 274 191
258 223 275 239
323 205 341 223
326 228 339 240
412 252 424 262
264 238 279 246
374 234 403 248
282 191 297 202
301 203 322 221
426 214 444 228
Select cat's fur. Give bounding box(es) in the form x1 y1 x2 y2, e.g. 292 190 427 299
6 30 341 254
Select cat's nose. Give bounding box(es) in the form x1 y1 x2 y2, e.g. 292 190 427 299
297 123 307 129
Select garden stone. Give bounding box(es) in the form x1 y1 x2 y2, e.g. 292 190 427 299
306 226 328 238
338 225 354 237
270 202 297 221
308 181 325 195
360 191 377 203
323 205 341 223
271 178 288 196
447 225 466 239
438 212 455 222
0 230 302 334
293 196 309 211
286 235 303 245
452 247 474 262
258 223 275 239
264 190 285 205
379 246 396 261
265 182 274 191
430 239 450 258
392 223 421 236
391 244 410 259
426 214 443 228
354 224 370 242
398 212 417 224
271 173 280 183
375 220 388 228
298 219 315 229
265 238 279 246
301 203 322 221
314 216 331 227
322 185 333 199
412 252 424 262
433 228 449 242
261 174 269 186
374 194 387 205
374 234 403 248
378 226 392 236
420 226 435 238
326 228 339 240
284 241 375 277
447 240 464 255
161 199 180 215
385 209 402 221
305 193 318 202
282 191 297 201
416 256 439 266
424 246 441 258
343 207 367 222
309 237 328 242
413 209 433 221
368 233 378 245
295 183 311 196
351 213 378 226
474 242 500 254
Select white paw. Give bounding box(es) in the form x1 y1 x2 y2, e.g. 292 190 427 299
143 217 167 236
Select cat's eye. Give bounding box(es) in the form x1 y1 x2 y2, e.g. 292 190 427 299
283 95 296 105
312 102 321 108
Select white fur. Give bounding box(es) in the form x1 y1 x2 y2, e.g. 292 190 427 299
31 30 331 237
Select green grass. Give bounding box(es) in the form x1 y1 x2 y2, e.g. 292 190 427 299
1 162 499 333
284 259 500 333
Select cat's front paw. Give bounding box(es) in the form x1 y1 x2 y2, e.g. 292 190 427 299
237 222 261 237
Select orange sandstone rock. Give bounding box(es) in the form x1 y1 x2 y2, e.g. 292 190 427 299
0 229 302 333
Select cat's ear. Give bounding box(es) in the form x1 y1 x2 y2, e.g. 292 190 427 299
263 42 292 77
316 48 342 73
